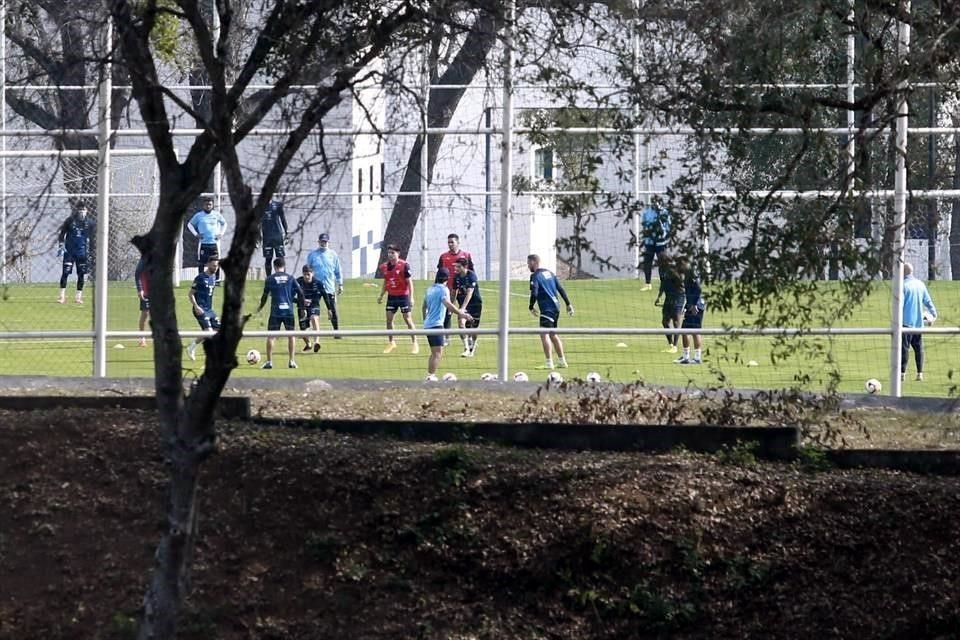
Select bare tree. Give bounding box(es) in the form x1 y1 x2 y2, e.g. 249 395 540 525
102 0 488 635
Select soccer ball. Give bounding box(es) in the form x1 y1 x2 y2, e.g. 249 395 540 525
513 371 529 382
246 349 261 365
865 378 882 394
480 372 498 381
425 373 439 382
547 371 564 384
442 372 458 382
585 372 602 383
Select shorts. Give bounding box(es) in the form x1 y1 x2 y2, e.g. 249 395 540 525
63 254 88 276
262 243 285 261
385 295 412 314
298 305 320 330
662 301 684 322
194 309 220 331
538 314 558 329
426 325 445 348
268 315 296 331
139 297 150 312
198 243 219 267
681 305 705 329
463 315 481 329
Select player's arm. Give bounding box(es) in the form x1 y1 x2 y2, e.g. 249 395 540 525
924 290 937 319
277 204 288 239
257 282 270 314
408 266 415 300
442 292 469 318
186 213 200 237
466 254 475 272
377 272 388 302
529 278 539 316
57 217 70 246
335 257 343 293
188 284 202 315
556 280 574 315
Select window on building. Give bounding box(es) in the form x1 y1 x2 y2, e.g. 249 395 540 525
380 162 385 194
535 148 554 182
358 168 363 203
369 165 374 201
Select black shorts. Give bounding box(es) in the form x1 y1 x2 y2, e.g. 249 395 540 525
385 295 412 314
662 301 684 322
682 305 705 329
62 254 88 276
538 314 558 329
426 326 444 348
198 243 219 267
194 309 220 331
298 305 320 330
262 243 285 261
268 315 296 331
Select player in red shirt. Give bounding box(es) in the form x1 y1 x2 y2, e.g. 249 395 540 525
436 233 474 345
377 244 419 354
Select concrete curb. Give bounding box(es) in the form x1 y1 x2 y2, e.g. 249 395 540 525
0 395 251 420
827 449 960 475
263 417 802 461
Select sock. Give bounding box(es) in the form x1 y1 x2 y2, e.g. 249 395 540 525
682 348 690 358
694 348 701 360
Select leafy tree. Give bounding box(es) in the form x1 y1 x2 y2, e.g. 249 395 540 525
102 0 486 635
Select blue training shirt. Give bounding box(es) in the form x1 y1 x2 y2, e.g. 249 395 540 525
306 247 343 293
191 272 217 312
902 275 936 328
188 210 227 244
261 201 287 243
423 283 450 328
529 268 570 319
262 271 302 317
454 270 482 309
59 215 94 257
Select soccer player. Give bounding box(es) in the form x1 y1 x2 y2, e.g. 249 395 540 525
56 202 95 304
654 253 684 355
673 256 706 365
134 255 150 347
295 265 324 353
901 262 937 382
453 257 482 357
377 244 419 354
527 254 574 370
422 267 471 381
306 232 343 335
640 204 670 291
436 233 473 342
186 255 221 361
187 197 227 275
260 199 288 276
256 257 304 370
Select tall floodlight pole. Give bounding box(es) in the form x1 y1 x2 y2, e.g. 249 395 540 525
212 0 222 211
889 1 911 397
632 0 641 278
420 47 430 279
94 22 113 377
496 0 516 382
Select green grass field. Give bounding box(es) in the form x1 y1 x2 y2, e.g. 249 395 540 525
1 277 959 397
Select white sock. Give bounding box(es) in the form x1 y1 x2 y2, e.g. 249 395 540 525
682 348 690 358
694 348 701 360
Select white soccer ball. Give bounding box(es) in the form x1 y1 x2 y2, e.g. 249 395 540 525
865 378 882 394
442 372 458 382
547 371 564 384
246 349 261 365
585 371 602 383
513 371 529 382
480 372 498 381
425 373 439 382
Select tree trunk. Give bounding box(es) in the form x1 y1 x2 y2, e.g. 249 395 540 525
380 13 498 265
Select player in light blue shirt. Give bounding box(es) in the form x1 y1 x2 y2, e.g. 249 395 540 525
640 204 670 290
901 262 937 382
305 232 343 334
187 197 227 274
422 268 470 380
527 254 573 370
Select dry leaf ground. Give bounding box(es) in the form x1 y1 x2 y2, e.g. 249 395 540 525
1 379 959 639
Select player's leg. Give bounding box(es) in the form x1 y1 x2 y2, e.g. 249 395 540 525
310 309 321 351
660 307 676 352
538 316 555 368
899 334 910 381
551 333 567 368
75 257 87 303
285 318 297 368
263 246 274 277
58 257 73 303
401 301 418 354
263 315 280 368
384 305 398 353
913 335 924 380
324 292 340 332
642 245 655 289
426 330 444 377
